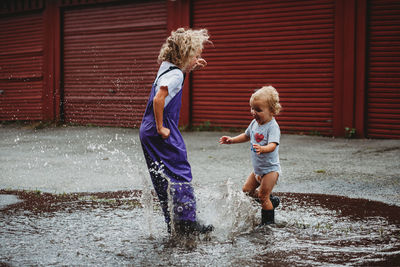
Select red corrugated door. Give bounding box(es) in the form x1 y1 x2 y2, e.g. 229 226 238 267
0 12 44 120
192 0 335 135
63 1 167 127
366 0 400 139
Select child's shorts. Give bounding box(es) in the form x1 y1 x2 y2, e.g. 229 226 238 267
255 171 281 184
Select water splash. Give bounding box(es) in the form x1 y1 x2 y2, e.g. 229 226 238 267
139 168 157 239
196 179 258 241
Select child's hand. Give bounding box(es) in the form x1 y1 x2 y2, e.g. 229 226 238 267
192 58 207 71
219 136 233 144
158 127 170 139
253 144 263 154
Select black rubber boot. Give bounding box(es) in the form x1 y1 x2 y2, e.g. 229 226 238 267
270 195 280 209
174 220 214 235
254 195 280 209
261 209 275 225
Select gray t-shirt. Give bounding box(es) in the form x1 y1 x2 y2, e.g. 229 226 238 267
245 118 281 177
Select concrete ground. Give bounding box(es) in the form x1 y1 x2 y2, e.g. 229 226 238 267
1 124 399 207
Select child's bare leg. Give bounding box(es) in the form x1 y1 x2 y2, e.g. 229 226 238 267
242 172 259 198
258 172 279 210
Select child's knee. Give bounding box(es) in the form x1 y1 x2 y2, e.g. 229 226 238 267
258 189 271 201
242 185 250 194
243 184 258 197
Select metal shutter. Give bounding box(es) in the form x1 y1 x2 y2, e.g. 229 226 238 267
192 0 335 135
63 1 167 127
366 0 400 139
0 12 44 121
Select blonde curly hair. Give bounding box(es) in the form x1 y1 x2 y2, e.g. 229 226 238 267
157 28 210 71
250 85 282 115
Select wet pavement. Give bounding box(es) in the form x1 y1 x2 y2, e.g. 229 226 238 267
1 125 400 266
1 125 399 205
1 189 399 266
0 195 21 209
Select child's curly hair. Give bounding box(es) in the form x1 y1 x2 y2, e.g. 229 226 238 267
250 85 282 115
158 28 210 71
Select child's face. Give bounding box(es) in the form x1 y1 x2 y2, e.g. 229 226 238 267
250 99 273 125
186 49 202 71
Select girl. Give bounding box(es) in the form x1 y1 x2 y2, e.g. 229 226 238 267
219 86 282 225
139 28 213 235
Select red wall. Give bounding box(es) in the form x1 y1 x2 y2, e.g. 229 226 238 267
0 0 399 138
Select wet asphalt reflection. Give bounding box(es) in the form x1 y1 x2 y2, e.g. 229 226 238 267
1 190 399 266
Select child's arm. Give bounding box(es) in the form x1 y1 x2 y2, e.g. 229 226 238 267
219 133 250 144
153 86 170 139
253 142 277 155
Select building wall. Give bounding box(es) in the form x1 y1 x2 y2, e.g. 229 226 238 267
192 0 336 136
0 6 45 121
0 0 399 138
62 0 167 127
366 0 400 139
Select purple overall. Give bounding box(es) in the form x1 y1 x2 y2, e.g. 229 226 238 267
139 66 196 230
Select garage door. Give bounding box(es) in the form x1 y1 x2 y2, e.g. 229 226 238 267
366 0 400 139
63 1 167 127
192 0 335 135
0 12 44 121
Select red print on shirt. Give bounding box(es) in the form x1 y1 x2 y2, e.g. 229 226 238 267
254 133 264 143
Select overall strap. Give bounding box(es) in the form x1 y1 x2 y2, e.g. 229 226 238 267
155 66 181 85
182 73 186 86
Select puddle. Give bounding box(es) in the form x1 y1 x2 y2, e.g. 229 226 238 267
0 195 22 209
0 188 399 266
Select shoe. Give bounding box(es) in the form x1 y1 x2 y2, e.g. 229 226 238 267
174 220 214 235
260 209 275 225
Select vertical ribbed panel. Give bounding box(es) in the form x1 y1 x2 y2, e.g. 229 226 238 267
192 0 335 135
63 1 167 127
0 12 44 120
366 0 400 139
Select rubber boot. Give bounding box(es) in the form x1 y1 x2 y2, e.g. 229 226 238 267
254 195 280 209
270 195 280 209
174 220 214 236
261 209 275 225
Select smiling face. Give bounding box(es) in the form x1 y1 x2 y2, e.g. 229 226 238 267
185 48 202 72
250 98 273 125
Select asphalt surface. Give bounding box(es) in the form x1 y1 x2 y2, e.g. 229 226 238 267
1 124 399 206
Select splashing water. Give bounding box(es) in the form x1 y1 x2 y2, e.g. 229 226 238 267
196 179 258 241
